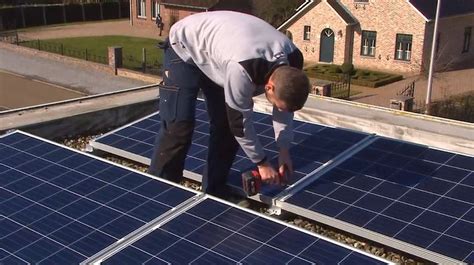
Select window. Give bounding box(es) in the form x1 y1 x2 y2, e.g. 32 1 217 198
395 34 412 61
303 26 311 41
463 27 472 53
152 0 160 19
137 0 146 17
361 31 376 56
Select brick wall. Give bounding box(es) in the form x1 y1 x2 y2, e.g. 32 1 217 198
130 0 153 30
340 0 427 74
423 14 474 72
130 0 200 35
287 2 349 64
160 6 197 33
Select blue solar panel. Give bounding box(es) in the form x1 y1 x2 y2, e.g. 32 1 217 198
284 137 474 263
92 100 367 196
102 197 388 264
0 132 197 264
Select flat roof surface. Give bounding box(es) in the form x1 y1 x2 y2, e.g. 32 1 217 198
0 70 86 110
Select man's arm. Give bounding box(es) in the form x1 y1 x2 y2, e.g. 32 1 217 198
224 61 266 163
273 106 294 177
224 62 280 183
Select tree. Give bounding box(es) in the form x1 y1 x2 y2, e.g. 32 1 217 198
251 0 304 27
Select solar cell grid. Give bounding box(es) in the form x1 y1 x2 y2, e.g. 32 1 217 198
92 100 368 196
283 137 474 263
102 197 389 265
0 132 197 264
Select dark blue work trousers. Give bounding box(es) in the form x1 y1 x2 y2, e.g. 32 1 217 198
148 40 239 196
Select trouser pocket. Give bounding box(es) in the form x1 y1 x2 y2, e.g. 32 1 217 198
158 82 180 122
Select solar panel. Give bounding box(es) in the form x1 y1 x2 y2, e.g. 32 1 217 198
92 196 391 265
1 131 390 265
90 100 368 197
0 131 198 264
279 137 474 264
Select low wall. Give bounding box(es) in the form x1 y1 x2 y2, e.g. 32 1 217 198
254 95 474 155
0 85 159 139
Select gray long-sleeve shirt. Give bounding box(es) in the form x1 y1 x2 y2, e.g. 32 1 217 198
169 11 303 163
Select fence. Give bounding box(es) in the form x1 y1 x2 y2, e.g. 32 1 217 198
0 1 129 30
330 79 351 99
397 81 415 98
310 76 351 100
1 33 162 75
18 37 108 64
122 48 162 76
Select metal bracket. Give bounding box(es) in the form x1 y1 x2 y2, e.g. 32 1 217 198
266 206 282 216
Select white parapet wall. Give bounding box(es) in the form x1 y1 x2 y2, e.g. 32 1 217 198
254 95 473 156
1 87 472 156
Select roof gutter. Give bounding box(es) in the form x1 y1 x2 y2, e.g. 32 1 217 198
161 3 210 10
277 0 314 31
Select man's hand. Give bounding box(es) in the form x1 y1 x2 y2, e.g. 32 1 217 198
278 148 293 184
257 162 281 185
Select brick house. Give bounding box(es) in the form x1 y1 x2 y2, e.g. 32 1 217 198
279 0 474 74
129 0 251 35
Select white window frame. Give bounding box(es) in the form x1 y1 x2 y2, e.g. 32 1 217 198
395 34 412 61
152 0 160 20
137 0 146 18
303 26 311 41
361 30 376 57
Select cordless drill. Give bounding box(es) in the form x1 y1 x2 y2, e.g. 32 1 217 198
241 165 288 196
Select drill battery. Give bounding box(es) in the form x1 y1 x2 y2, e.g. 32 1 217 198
241 170 262 197
241 165 288 197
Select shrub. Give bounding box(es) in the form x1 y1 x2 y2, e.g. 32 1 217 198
431 92 474 122
340 63 354 74
305 64 403 87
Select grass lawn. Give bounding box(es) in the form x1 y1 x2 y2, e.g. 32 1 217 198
305 64 403 88
20 35 163 73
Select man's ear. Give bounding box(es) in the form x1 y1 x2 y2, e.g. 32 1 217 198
264 81 275 92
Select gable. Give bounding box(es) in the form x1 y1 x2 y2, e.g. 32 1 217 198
278 0 357 31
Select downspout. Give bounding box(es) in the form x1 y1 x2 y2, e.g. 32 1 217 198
130 0 133 25
425 0 441 114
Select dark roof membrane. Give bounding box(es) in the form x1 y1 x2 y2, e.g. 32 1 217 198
410 0 474 19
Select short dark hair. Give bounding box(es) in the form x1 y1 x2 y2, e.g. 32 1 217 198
272 66 310 112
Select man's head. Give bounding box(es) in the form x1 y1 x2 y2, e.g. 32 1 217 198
265 66 310 112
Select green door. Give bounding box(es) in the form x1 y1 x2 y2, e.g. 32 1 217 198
319 28 335 63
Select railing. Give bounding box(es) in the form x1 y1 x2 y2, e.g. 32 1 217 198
330 75 351 99
0 31 19 44
17 37 108 65
122 52 162 76
397 81 415 97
